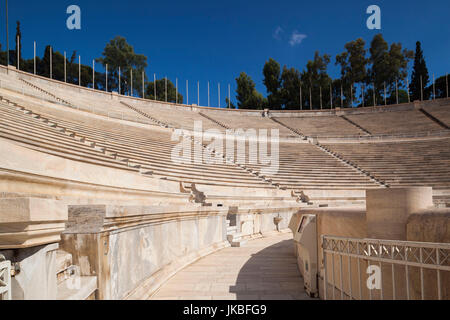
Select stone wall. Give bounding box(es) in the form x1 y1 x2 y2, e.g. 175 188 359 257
0 243 58 300
407 208 450 300
60 204 228 300
59 204 295 300
290 189 450 300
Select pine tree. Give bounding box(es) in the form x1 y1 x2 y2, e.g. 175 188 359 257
410 41 430 101
263 58 282 108
236 72 266 109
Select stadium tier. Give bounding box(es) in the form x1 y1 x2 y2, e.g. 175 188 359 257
1 67 450 201
422 101 450 127
0 66 449 300
273 115 369 137
323 139 450 189
344 109 445 135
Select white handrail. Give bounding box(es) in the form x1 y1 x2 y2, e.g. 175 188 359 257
322 235 450 300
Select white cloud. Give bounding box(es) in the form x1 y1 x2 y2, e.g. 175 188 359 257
273 26 284 40
289 30 307 46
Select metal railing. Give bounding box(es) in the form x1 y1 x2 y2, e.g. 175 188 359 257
0 259 12 300
321 235 450 300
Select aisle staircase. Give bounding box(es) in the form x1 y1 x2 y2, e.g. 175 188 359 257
340 115 372 135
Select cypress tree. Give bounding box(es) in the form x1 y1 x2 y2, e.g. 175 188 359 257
410 41 430 101
15 21 22 68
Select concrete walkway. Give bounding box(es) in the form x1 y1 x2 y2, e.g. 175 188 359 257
151 233 314 300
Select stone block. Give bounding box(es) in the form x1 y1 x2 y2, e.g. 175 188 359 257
0 198 67 249
366 187 433 240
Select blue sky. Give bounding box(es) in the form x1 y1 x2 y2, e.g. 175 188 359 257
1 0 449 106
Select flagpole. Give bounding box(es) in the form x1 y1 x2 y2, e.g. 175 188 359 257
78 55 81 86
50 46 52 79
142 71 145 99
92 60 95 89
64 51 66 82
17 35 19 69
34 41 36 74
6 0 9 70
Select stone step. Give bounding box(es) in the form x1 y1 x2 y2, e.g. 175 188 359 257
313 200 366 207
231 239 247 247
57 276 97 300
227 233 242 243
227 226 237 233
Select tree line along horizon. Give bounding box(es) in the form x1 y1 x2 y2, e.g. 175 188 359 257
0 21 448 110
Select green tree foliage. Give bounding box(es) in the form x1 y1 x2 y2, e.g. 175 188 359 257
225 97 236 109
280 66 301 109
67 51 78 83
0 44 6 66
300 51 332 109
30 46 103 89
410 41 430 101
145 78 183 103
96 36 148 95
361 86 377 107
330 79 344 108
263 58 282 108
386 42 413 101
368 34 389 86
336 38 368 106
39 46 59 79
425 74 449 99
366 34 413 105
14 21 22 68
236 72 267 109
386 89 409 105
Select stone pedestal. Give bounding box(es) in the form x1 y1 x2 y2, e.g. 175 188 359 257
366 187 433 240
